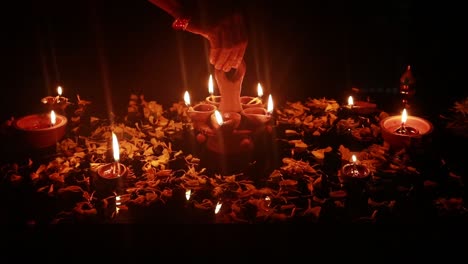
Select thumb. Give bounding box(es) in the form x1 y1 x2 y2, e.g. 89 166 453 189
231 60 246 82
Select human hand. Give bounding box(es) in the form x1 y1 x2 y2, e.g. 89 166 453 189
186 13 247 72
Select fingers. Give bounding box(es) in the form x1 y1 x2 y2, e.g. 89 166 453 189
210 41 246 72
208 14 248 72
230 42 247 69
211 45 235 72
214 59 246 88
209 48 219 66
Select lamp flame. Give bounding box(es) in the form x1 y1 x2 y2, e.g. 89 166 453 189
350 154 359 177
214 110 223 126
257 83 264 98
185 189 191 201
112 132 120 162
215 201 222 214
267 94 274 114
57 86 62 96
115 195 121 215
265 196 271 207
50 110 56 126
401 108 408 125
184 91 190 107
348 96 354 107
208 74 214 96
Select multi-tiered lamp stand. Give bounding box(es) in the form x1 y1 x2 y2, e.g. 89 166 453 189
186 62 274 174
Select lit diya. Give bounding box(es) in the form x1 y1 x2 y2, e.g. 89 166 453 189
240 95 263 109
347 95 377 115
210 110 241 132
380 108 433 150
205 74 222 108
339 154 371 198
14 110 68 149
241 82 264 109
41 85 70 113
242 94 274 126
184 90 217 128
205 95 222 108
340 154 370 183
206 110 252 154
94 132 128 196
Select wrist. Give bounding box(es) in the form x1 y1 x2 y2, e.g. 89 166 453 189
172 17 191 31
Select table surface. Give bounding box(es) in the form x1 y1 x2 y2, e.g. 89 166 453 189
1 91 467 228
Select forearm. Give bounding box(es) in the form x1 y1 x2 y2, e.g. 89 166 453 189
149 0 243 22
148 0 184 18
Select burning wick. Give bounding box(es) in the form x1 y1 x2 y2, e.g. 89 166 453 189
247 98 261 105
50 110 56 127
215 201 222 214
115 194 121 215
111 132 121 176
265 196 271 208
342 154 370 179
247 82 264 104
208 74 215 102
347 96 354 109
351 154 359 177
214 110 224 126
185 189 191 201
184 91 193 111
267 94 274 116
56 86 62 103
394 108 419 135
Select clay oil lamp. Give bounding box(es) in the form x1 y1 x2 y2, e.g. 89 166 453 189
380 108 433 151
14 110 68 149
95 132 128 196
347 95 377 115
205 74 221 108
241 82 264 110
243 94 274 126
185 90 217 129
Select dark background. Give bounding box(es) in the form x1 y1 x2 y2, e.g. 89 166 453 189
2 0 467 121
